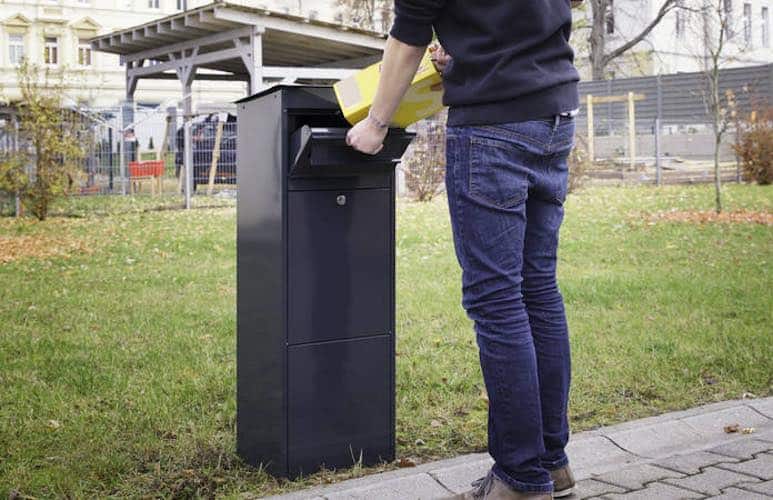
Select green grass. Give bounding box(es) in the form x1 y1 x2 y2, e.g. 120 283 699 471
1 184 771 497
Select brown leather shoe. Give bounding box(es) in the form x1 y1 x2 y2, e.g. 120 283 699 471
441 470 553 499
549 465 576 497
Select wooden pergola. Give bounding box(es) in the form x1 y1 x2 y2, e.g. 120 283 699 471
90 0 386 207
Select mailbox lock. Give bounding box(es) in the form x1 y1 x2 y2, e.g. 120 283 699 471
336 194 347 206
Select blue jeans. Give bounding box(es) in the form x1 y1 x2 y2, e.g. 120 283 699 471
445 115 575 494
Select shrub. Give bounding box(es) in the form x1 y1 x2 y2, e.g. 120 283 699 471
567 133 590 194
401 109 446 202
733 106 772 185
0 61 86 220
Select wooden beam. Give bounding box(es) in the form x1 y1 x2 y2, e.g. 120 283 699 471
587 93 646 104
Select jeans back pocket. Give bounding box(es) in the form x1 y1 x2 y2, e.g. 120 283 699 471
469 135 531 210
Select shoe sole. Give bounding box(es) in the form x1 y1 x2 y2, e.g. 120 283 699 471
554 486 575 497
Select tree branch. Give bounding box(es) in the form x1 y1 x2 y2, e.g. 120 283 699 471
603 0 678 65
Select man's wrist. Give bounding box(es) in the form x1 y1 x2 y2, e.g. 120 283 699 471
367 109 389 129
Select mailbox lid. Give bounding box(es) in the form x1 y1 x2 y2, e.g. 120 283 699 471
289 126 414 177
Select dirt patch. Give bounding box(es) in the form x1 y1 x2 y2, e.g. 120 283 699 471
646 209 773 225
0 234 94 264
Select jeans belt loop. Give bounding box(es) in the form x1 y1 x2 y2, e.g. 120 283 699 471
553 114 560 132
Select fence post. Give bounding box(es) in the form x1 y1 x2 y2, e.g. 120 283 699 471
586 94 594 163
655 118 662 185
183 86 193 210
628 91 636 170
13 116 21 217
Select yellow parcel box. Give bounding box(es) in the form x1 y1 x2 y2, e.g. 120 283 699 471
334 49 444 128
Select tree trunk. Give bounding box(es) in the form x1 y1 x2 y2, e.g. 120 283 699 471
590 0 608 80
714 134 722 213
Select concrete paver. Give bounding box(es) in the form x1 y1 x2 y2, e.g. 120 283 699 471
657 450 739 475
269 397 773 499
574 479 625 499
738 479 773 496
324 473 450 500
681 406 770 437
707 486 771 499
661 466 759 496
592 463 684 490
715 453 773 480
601 481 703 499
601 420 699 459
427 457 492 494
708 438 773 460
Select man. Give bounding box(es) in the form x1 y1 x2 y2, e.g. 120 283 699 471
346 0 580 498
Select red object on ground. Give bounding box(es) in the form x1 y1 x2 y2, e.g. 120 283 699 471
129 160 164 178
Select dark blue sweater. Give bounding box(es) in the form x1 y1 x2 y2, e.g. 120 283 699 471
389 0 580 126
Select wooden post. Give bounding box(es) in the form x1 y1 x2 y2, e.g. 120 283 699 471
586 94 594 163
628 91 636 170
207 120 224 195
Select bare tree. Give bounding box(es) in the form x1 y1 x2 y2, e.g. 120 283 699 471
588 0 678 79
682 0 747 212
335 0 392 32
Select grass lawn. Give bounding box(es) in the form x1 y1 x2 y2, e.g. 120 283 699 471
1 184 771 497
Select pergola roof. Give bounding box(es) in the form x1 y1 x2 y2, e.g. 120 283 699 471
90 0 386 75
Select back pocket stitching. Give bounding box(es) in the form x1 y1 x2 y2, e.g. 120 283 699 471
469 135 528 209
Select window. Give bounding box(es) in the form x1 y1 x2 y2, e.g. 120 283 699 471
177 0 187 9
743 2 752 44
762 7 769 48
724 0 734 38
148 0 160 8
605 0 615 34
8 34 24 65
78 39 92 66
44 36 58 65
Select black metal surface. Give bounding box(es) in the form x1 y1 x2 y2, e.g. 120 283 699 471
236 85 412 478
288 188 391 344
288 336 392 475
290 125 415 176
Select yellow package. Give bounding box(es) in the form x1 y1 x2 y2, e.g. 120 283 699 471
333 49 444 128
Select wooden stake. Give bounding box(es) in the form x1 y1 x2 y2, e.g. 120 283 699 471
207 121 224 196
586 94 594 163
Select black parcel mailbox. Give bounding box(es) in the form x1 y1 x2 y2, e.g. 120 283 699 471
236 85 414 478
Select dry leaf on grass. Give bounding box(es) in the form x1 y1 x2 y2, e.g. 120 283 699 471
645 209 773 226
397 457 418 468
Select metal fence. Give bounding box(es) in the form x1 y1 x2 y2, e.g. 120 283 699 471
575 63 771 183
0 103 237 207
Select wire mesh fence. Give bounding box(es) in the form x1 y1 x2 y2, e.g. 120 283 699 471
0 102 238 215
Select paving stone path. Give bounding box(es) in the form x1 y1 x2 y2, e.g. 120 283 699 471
269 397 773 499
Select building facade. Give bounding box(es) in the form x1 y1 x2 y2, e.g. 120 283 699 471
0 0 340 107
573 0 772 79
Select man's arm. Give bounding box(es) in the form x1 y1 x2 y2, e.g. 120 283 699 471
346 0 446 154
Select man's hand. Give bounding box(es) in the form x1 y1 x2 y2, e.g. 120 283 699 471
346 115 389 155
570 0 584 8
429 43 452 73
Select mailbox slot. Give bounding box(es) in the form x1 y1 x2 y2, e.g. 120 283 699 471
290 125 414 177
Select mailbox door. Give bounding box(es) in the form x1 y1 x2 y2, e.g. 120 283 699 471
287 336 392 476
288 188 391 344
